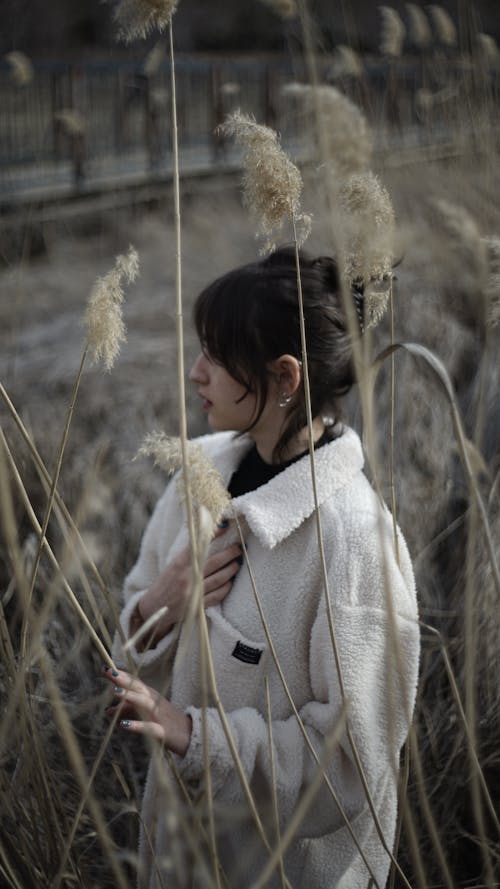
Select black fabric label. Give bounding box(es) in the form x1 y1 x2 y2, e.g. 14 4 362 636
232 640 262 665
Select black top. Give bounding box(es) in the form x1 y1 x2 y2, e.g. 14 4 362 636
228 427 336 498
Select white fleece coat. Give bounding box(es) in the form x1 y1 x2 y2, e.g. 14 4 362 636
113 427 420 889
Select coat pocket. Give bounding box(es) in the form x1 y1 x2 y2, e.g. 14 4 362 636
207 606 268 712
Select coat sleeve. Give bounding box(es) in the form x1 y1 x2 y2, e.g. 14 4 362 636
112 482 181 680
172 512 420 840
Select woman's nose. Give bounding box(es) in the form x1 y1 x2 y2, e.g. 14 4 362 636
189 352 208 383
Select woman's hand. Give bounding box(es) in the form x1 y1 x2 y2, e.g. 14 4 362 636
102 667 192 756
134 528 243 645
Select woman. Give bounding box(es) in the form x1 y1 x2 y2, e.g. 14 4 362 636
105 247 420 889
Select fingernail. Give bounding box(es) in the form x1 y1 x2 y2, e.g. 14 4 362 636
120 720 131 728
114 686 122 694
111 670 119 677
236 555 244 566
218 519 229 528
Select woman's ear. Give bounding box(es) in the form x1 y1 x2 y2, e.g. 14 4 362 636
268 354 302 397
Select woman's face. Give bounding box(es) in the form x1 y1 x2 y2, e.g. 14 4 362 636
189 351 261 433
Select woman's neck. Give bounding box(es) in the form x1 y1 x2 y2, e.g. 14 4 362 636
253 416 326 465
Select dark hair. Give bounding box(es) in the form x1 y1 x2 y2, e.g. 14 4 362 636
193 246 359 461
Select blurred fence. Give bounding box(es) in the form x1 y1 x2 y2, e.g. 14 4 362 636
1 54 499 200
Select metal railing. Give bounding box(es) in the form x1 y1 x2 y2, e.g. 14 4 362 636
1 54 498 200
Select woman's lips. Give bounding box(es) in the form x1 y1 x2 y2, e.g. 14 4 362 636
201 397 212 411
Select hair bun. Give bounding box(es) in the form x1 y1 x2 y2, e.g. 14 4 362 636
312 255 339 292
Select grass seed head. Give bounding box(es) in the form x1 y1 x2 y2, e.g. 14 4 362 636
259 0 297 19
284 84 372 181
5 51 34 86
220 111 310 252
379 6 406 57
112 0 178 42
428 5 457 47
406 4 432 50
477 33 500 65
54 109 86 136
337 172 395 327
432 199 488 293
143 40 166 76
329 45 364 78
137 432 230 527
84 245 139 370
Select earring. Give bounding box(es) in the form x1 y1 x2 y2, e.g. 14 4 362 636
278 391 293 408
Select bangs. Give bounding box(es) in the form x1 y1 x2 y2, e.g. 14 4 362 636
193 264 265 391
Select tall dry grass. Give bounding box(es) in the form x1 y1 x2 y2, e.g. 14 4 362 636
1 2 499 888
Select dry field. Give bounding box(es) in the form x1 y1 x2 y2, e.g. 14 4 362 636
1 37 499 889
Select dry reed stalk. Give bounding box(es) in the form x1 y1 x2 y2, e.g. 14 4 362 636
50 716 122 889
249 705 347 889
420 623 500 836
224 77 412 884
368 342 500 879
0 381 119 610
0 430 116 672
22 246 138 659
463 499 497 888
232 514 383 886
37 652 131 889
294 12 428 885
195 603 295 889
264 679 287 889
20 345 88 659
388 285 400 565
371 342 499 596
0 384 131 669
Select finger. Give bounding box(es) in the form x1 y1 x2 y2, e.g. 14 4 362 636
203 544 242 577
105 700 134 719
112 686 160 716
102 668 149 696
119 719 166 741
204 582 233 608
204 558 242 595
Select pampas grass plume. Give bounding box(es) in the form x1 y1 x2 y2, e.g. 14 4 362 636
406 3 432 49
143 40 166 76
428 5 457 47
112 0 178 42
337 172 396 327
477 33 500 65
138 432 230 527
54 109 86 136
379 6 406 57
283 83 372 180
5 50 34 86
330 45 364 78
84 246 139 370
220 110 310 252
260 0 297 19
432 199 488 286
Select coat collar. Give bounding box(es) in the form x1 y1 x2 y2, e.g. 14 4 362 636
202 427 364 550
